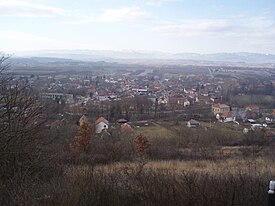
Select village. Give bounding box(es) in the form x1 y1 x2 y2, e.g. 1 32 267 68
11 63 275 142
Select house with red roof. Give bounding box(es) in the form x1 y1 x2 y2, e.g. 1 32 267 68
212 103 230 115
95 117 109 133
121 123 133 133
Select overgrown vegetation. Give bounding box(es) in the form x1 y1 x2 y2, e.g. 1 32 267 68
0 56 59 205
7 159 274 206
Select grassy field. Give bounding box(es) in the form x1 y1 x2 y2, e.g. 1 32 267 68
134 122 175 138
134 120 245 140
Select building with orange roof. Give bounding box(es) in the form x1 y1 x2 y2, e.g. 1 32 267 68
95 117 109 133
212 103 230 115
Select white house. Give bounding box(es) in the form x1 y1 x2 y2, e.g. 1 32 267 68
216 113 235 123
95 117 109 133
183 99 190 107
158 96 168 104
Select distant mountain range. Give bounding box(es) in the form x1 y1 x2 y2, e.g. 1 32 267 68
12 50 275 64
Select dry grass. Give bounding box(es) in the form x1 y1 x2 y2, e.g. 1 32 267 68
64 157 275 178
58 157 274 206
145 158 275 175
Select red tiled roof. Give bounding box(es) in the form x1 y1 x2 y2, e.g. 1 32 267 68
121 123 133 133
221 111 232 117
95 117 109 125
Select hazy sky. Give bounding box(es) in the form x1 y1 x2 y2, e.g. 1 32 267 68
0 0 275 54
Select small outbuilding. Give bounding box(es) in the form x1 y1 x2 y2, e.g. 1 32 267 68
187 119 200 128
117 118 128 124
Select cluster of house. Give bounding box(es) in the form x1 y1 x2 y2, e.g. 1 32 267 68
36 71 230 114
212 103 261 123
212 103 275 131
186 103 275 131
94 116 133 135
15 69 275 136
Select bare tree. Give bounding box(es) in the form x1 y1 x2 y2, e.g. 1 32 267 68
0 55 53 204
